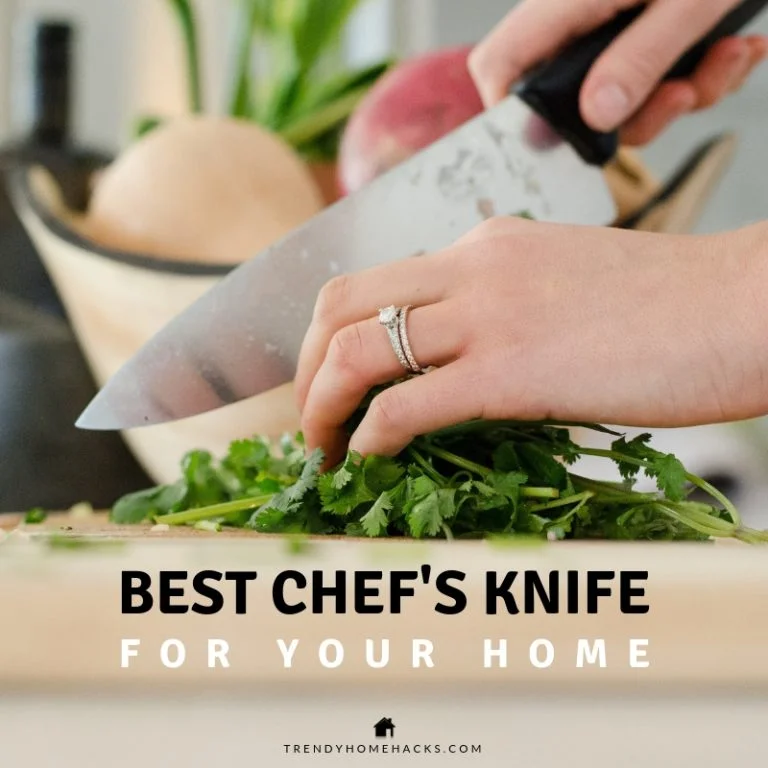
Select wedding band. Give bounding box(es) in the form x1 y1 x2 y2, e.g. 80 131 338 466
397 305 424 374
378 305 411 373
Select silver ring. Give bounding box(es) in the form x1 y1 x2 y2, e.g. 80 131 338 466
378 306 411 373
397 305 424 374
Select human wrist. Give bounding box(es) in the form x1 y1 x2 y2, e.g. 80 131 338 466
709 221 768 421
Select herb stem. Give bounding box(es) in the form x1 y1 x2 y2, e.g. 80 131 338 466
406 447 445 486
521 487 561 500
665 505 735 531
417 443 558 499
529 491 595 514
576 448 742 526
570 474 655 503
156 495 272 526
685 475 742 526
552 493 593 527
576 447 649 467
653 503 736 538
423 445 490 478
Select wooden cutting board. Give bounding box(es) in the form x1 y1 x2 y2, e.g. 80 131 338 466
0 511 269 539
1 511 767 692
0 511 400 542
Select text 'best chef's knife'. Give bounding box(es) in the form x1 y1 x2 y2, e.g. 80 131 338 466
77 0 768 431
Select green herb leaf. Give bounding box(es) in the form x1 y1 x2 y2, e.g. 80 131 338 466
611 434 656 481
361 493 393 537
649 454 688 502
517 443 568 489
318 452 376 515
407 488 456 539
24 508 48 525
111 482 187 525
362 455 405 495
134 115 164 139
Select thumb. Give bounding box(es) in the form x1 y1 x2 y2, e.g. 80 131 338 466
580 0 735 131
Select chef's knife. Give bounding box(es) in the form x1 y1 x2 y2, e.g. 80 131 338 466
77 0 767 431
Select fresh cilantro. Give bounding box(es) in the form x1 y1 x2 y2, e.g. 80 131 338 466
611 434 657 481
111 481 187 525
109 391 768 544
649 454 688 502
408 489 455 538
248 505 290 533
361 493 393 537
24 508 48 524
609 434 689 501
318 452 376 516
362 455 405 494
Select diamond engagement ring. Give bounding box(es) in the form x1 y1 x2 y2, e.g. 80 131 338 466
378 305 424 375
378 305 411 372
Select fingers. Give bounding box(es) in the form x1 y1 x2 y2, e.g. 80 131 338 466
297 215 541 463
689 37 752 108
581 0 736 131
294 251 453 412
349 361 488 458
301 302 466 464
731 34 768 90
620 35 768 145
468 0 624 107
619 82 698 146
470 0 766 141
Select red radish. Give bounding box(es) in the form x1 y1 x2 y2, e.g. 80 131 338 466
338 46 484 194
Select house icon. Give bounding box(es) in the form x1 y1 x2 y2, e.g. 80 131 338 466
374 717 395 738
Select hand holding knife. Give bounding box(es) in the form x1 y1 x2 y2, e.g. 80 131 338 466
77 0 768 436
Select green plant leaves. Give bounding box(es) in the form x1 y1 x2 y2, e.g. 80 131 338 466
279 60 393 156
182 0 393 159
167 0 203 111
109 416 768 543
289 0 364 73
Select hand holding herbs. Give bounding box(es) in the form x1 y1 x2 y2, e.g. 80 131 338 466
294 217 768 464
112 403 768 543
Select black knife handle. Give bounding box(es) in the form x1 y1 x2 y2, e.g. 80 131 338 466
516 0 768 166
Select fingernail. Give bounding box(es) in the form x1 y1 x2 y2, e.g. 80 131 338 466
588 83 631 130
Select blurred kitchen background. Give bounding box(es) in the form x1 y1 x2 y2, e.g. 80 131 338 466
1 0 768 527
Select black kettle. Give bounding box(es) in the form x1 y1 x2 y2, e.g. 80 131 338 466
0 290 151 513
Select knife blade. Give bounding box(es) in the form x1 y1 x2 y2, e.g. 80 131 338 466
77 0 767 431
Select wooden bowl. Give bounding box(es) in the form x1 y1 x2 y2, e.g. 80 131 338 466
7 166 302 487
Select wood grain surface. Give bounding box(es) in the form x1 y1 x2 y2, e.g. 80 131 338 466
1 513 766 692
